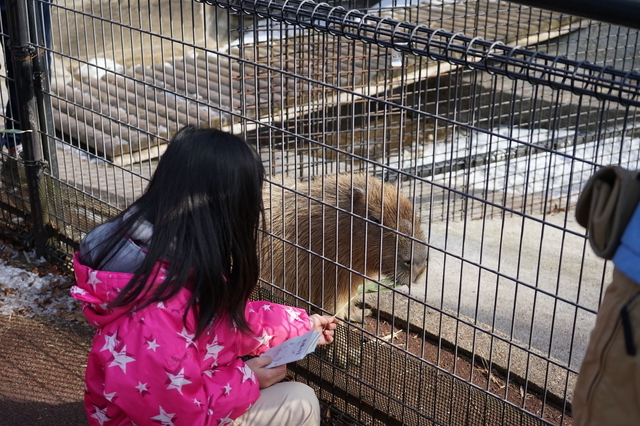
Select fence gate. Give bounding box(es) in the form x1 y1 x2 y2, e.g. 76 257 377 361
1 0 640 424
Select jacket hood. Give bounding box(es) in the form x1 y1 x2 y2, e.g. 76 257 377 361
78 210 152 274
71 253 168 329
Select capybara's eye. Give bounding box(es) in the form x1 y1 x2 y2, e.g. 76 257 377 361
369 215 381 224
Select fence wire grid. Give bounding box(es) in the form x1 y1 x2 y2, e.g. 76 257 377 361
1 0 639 425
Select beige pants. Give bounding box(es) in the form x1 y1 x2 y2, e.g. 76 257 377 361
573 269 640 426
231 381 320 426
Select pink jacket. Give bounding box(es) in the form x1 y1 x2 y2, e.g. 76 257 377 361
71 253 311 426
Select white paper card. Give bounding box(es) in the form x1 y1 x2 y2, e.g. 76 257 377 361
261 328 321 368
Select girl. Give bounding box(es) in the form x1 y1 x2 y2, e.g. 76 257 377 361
71 126 337 426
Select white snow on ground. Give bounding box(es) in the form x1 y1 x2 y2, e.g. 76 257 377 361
0 244 80 319
387 127 640 200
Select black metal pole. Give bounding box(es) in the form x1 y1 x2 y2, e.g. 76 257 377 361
28 0 57 178
505 0 640 31
5 0 47 256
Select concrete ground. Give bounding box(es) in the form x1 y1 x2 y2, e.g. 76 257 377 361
418 211 608 369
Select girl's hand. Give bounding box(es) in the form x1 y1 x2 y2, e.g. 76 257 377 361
309 314 338 345
245 356 286 389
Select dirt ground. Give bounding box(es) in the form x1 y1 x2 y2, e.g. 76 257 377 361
361 316 573 426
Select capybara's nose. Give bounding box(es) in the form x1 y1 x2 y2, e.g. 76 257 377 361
412 262 426 283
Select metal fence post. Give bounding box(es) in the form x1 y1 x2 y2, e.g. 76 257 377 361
27 0 57 178
5 0 48 256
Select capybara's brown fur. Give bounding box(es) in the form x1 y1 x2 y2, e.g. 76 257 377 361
260 173 427 322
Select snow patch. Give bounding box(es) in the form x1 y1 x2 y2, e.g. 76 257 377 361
0 246 80 319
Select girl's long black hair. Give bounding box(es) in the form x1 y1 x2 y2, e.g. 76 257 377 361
87 126 265 337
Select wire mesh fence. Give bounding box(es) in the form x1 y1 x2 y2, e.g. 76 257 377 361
1 0 640 424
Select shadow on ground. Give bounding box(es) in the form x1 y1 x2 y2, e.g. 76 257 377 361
0 315 93 426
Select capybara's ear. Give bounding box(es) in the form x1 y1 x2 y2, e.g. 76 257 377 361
400 218 414 234
348 186 366 203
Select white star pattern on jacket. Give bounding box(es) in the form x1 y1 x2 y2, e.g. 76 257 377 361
146 336 160 351
100 331 119 352
204 336 225 362
87 270 102 291
223 383 232 395
177 328 198 348
134 382 151 396
218 411 234 426
237 364 255 383
91 405 111 426
165 367 192 394
261 304 272 311
109 346 135 373
135 381 150 395
253 329 274 347
70 286 88 296
285 306 303 322
203 365 221 378
103 390 117 402
151 406 176 426
158 267 168 281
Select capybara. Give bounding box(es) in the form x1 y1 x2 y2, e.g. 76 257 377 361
260 172 428 323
